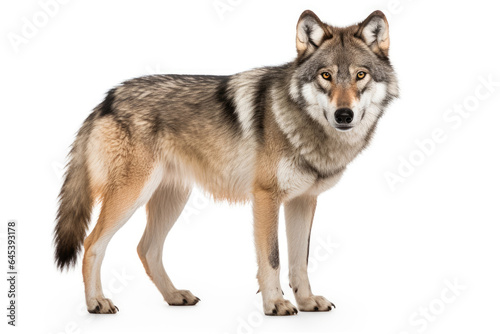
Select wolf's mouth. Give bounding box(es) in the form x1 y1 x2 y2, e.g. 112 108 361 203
335 126 353 132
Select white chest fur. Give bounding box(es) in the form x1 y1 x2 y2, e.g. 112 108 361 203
276 157 344 200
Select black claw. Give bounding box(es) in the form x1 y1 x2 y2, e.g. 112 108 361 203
328 306 332 311
281 290 284 295
293 307 298 314
286 310 291 315
314 306 319 311
195 297 201 301
89 303 104 314
115 306 119 312
272 308 277 315
182 298 188 304
331 302 336 308
294 288 298 293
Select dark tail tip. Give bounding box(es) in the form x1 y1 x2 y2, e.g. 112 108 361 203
54 216 86 271
54 234 81 271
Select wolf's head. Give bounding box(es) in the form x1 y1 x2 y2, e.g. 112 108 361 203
290 10 399 133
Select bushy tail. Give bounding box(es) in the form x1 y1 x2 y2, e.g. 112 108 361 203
54 115 95 270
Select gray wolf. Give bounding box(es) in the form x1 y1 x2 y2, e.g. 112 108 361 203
53 9 398 315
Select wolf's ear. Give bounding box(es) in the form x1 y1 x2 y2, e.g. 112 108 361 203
355 10 390 57
296 10 331 58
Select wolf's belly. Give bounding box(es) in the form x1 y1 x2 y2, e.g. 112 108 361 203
163 140 257 203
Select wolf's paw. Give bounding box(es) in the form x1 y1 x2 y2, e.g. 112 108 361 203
87 297 119 314
166 289 200 306
264 299 298 316
297 295 335 312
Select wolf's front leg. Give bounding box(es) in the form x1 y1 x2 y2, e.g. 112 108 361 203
253 189 298 316
285 195 335 312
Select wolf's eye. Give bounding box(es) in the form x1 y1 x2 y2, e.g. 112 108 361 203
356 71 366 80
321 72 332 81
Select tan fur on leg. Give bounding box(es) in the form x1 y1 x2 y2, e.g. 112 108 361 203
83 162 162 314
253 189 297 316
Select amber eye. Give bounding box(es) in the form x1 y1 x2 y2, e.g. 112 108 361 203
357 71 366 80
321 72 332 81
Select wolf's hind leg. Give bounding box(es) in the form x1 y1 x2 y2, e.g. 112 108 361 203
83 164 162 314
285 195 334 312
137 184 200 306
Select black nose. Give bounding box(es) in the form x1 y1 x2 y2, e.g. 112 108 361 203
334 108 354 124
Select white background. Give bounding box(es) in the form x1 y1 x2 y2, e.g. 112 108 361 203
1 0 500 333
